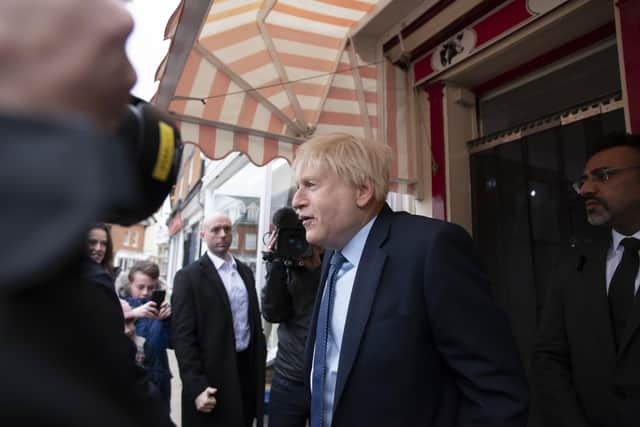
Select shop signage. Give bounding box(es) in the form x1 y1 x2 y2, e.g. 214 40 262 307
414 0 567 85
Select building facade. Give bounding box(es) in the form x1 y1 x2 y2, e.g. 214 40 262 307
351 0 639 415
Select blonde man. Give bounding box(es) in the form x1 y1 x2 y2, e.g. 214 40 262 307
293 133 529 427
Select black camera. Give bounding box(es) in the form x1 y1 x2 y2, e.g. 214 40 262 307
263 207 310 266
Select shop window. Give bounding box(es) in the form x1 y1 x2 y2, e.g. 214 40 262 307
245 233 257 251
470 108 625 393
182 223 200 267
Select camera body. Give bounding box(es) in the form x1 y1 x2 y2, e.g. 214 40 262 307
263 207 310 267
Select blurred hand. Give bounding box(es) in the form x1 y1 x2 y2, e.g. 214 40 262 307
158 302 171 320
131 301 159 320
266 229 277 253
195 387 217 413
0 0 136 130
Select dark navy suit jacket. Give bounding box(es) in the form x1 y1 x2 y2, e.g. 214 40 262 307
304 204 529 427
534 239 640 427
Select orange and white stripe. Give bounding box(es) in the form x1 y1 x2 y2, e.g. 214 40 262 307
156 0 418 194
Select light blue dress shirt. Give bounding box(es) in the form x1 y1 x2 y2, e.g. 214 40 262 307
207 251 251 351
314 216 377 427
606 230 640 294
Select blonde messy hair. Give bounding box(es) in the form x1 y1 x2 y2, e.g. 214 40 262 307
293 133 392 203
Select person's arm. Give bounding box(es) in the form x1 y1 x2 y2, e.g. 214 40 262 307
261 261 295 323
425 223 529 427
533 264 590 427
170 269 209 403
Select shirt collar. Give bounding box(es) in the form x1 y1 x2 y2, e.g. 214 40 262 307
340 215 377 270
611 229 640 252
207 250 235 271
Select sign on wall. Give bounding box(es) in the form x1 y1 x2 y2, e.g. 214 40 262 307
414 0 567 85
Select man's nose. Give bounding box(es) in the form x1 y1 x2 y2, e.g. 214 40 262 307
292 189 304 209
579 178 597 197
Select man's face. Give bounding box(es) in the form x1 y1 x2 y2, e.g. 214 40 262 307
128 272 157 299
201 215 233 258
88 228 108 264
578 146 640 234
292 163 368 250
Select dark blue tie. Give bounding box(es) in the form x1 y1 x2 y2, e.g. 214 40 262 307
310 251 347 427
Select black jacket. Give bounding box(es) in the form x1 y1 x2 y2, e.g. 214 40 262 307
534 239 640 427
261 261 320 382
0 115 173 427
171 254 266 427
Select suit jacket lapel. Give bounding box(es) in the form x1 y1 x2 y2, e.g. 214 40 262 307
333 205 391 411
618 277 640 357
198 254 232 316
581 243 616 361
236 260 260 334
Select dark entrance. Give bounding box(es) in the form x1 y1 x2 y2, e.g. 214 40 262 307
469 108 625 412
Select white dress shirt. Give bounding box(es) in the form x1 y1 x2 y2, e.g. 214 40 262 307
606 230 640 295
207 251 251 351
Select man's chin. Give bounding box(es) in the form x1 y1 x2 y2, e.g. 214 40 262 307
586 211 611 226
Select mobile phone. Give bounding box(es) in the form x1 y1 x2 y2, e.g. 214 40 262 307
151 289 166 308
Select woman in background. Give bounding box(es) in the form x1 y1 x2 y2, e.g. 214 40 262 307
86 223 118 292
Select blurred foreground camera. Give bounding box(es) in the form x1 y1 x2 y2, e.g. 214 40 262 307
105 97 183 225
263 207 310 267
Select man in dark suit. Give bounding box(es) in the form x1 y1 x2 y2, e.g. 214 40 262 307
534 133 640 427
172 212 266 427
291 133 529 427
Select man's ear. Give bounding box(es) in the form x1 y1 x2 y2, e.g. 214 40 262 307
355 179 375 208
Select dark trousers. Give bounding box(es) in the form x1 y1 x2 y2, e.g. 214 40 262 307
237 348 256 427
156 377 171 409
268 373 309 427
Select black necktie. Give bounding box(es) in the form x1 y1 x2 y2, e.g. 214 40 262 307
609 237 640 347
310 251 347 427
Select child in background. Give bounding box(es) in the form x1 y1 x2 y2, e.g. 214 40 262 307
122 261 172 408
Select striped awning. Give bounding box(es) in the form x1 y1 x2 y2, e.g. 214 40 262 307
154 0 419 194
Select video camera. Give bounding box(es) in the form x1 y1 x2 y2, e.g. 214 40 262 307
263 207 310 267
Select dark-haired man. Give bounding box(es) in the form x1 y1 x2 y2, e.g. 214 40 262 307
534 133 640 427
